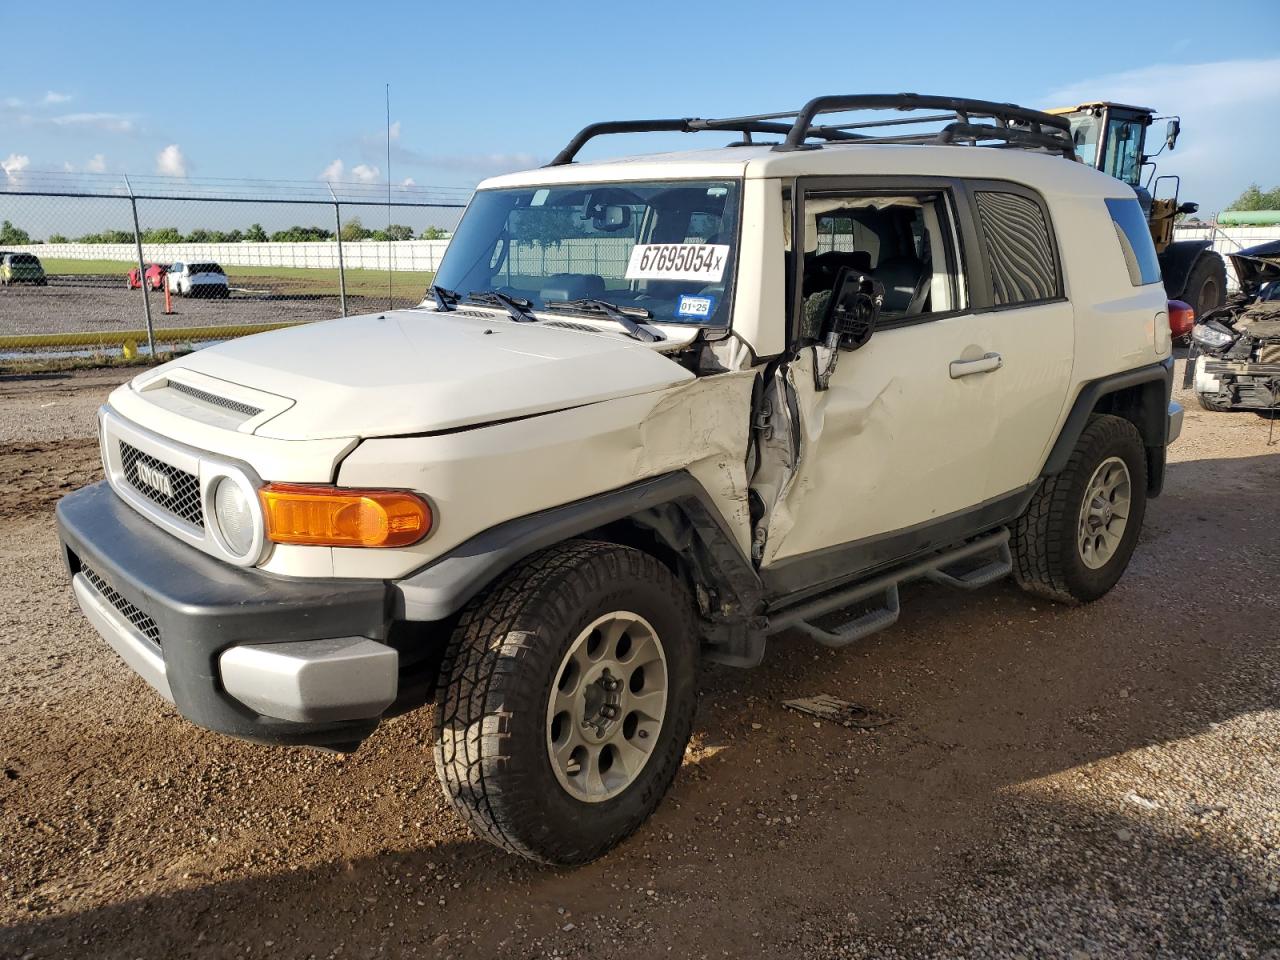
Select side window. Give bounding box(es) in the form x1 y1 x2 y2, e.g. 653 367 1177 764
974 190 1060 306
1105 197 1161 287
797 191 961 338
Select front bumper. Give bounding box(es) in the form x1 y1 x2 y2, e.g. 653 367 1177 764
1197 357 1280 410
57 482 398 748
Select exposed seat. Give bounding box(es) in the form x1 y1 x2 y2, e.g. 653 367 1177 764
874 255 931 314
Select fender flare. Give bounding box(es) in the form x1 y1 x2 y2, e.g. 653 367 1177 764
1040 360 1173 491
1158 239 1213 300
393 472 761 623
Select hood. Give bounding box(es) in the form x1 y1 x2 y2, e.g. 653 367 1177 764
1229 240 1280 294
149 308 694 440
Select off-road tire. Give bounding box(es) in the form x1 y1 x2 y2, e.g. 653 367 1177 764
1182 253 1227 320
1011 414 1147 605
433 539 697 865
1196 392 1231 413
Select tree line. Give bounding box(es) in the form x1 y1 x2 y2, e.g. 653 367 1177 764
0 218 449 246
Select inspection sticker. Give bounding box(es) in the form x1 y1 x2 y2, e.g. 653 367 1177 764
676 294 716 319
625 243 730 282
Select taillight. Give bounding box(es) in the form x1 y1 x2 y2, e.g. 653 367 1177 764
259 483 432 548
1167 299 1196 338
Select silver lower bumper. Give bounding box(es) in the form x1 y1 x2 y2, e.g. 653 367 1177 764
219 638 398 723
1167 401 1185 444
73 571 398 724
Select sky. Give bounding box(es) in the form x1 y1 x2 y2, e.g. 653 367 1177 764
2 0 1277 217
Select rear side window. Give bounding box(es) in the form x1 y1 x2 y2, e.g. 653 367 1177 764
1105 197 1161 286
974 190 1059 306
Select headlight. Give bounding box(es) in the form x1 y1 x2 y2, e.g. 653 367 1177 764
212 476 256 557
1191 322 1235 350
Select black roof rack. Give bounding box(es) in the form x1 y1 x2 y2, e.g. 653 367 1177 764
548 93 1075 166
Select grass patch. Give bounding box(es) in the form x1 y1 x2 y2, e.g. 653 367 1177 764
37 258 433 300
1 350 191 375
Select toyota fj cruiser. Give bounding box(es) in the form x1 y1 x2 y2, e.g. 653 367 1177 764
57 94 1183 865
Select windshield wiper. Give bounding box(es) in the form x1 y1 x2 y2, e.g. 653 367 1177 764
465 290 538 323
430 285 459 312
543 298 663 343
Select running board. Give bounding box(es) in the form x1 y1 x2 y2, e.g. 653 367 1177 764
766 529 1011 649
925 540 1012 589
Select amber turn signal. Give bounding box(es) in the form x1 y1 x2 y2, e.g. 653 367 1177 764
259 483 431 548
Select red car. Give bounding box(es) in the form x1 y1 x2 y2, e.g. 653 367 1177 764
126 263 168 291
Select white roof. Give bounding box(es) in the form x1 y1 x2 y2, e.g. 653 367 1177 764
479 142 1134 202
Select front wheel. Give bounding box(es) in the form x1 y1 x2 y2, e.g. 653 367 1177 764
1011 414 1148 604
433 540 697 864
1197 392 1231 413
1183 253 1228 320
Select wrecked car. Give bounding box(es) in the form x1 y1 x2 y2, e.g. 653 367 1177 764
1191 240 1280 412
56 94 1182 865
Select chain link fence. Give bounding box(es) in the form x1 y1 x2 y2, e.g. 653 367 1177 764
0 172 468 360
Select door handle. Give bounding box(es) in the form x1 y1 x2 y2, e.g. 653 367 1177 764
949 352 1003 379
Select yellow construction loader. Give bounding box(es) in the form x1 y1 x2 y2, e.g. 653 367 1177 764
1047 101 1227 315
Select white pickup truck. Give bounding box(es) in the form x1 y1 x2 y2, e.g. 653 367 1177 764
58 94 1182 864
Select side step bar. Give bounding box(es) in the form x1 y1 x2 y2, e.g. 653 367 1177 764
766 529 1012 648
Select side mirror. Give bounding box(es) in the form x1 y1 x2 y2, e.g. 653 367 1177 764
822 267 882 351
1165 118 1180 151
1178 201 1199 215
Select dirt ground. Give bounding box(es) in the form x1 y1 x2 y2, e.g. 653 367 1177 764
0 359 1277 960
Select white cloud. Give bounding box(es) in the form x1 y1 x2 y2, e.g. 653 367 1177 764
318 158 345 181
61 153 109 174
351 163 380 183
155 143 187 177
2 152 30 186
42 91 72 105
401 177 416 187
1044 58 1280 214
389 120 401 141
3 97 22 109
2 153 30 177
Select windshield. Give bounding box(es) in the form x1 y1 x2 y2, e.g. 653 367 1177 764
431 179 741 326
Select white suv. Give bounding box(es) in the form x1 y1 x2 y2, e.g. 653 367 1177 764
58 94 1182 865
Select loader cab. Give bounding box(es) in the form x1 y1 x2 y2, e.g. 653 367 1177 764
1051 102 1164 187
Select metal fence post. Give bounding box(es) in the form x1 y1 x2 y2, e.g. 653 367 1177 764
328 183 348 317
123 175 157 359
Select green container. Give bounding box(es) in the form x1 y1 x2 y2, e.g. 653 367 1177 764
1218 210 1280 226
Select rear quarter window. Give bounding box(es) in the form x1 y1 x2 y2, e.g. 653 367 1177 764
1105 197 1161 286
974 190 1060 306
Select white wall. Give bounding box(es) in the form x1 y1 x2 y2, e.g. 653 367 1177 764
1173 224 1280 290
10 239 451 273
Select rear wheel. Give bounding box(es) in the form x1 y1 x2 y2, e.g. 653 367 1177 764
433 540 697 864
1011 415 1148 604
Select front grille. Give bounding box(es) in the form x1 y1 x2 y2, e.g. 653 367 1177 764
120 441 203 527
168 380 263 417
79 563 161 649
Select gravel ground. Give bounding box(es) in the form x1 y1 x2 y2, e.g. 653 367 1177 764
0 277 410 340
0 357 1276 959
